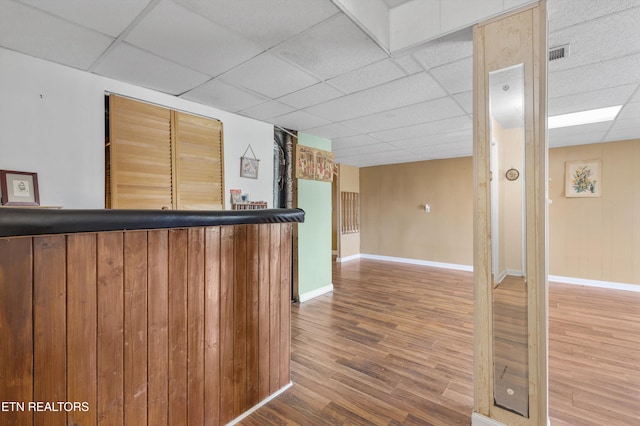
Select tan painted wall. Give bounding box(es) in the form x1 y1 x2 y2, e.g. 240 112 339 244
549 139 640 285
338 164 360 258
360 139 640 286
360 156 474 266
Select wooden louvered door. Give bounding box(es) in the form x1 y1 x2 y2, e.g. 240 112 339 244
109 95 174 209
173 111 224 210
108 95 225 210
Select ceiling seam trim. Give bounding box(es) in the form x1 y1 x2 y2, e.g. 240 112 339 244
87 0 163 73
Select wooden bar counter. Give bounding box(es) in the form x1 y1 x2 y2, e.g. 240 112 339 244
0 208 304 425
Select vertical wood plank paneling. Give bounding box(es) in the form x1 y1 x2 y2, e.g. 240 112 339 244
279 224 292 388
188 228 205 426
0 221 294 426
0 237 33 426
168 229 188 426
67 234 98 425
123 231 148 426
258 225 271 401
219 226 235 423
204 227 221 426
246 225 261 407
269 224 282 393
147 230 169 426
97 232 125 425
33 235 67 426
233 225 248 417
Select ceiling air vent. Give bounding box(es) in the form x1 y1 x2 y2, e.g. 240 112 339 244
549 44 569 61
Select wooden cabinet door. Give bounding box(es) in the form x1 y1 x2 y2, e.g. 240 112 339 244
109 95 173 209
173 111 224 210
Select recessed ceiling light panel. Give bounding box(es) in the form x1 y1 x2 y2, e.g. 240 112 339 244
548 105 622 129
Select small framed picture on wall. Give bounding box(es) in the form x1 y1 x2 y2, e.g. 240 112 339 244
0 170 40 206
565 160 601 198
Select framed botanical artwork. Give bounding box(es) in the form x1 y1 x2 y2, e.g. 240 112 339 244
0 170 40 206
565 160 601 197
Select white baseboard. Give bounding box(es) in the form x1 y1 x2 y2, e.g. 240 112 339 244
549 275 640 292
471 412 507 426
338 253 638 292
336 253 361 263
227 381 292 425
298 284 334 302
360 253 473 272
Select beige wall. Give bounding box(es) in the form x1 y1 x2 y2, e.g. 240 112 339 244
493 122 525 278
549 139 640 285
359 139 640 286
360 156 474 266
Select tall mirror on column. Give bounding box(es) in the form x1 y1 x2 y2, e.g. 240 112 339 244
473 2 548 425
489 63 528 417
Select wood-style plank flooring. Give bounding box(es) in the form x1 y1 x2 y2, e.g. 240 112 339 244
238 259 640 426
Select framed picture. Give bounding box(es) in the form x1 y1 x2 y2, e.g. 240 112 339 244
565 160 601 197
0 170 40 206
296 145 316 180
240 157 259 179
315 151 335 182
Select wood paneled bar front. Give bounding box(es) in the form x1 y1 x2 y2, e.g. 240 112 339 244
0 208 304 426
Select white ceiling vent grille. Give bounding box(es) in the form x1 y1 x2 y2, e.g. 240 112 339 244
549 44 570 61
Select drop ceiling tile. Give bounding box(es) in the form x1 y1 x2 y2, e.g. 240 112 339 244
547 0 638 32
278 83 345 109
629 85 640 102
406 140 471 157
174 0 339 48
95 43 211 95
328 59 407 94
272 110 330 131
411 28 473 69
604 126 640 142
393 54 424 75
616 101 640 121
548 122 612 147
181 78 267 112
370 115 472 142
549 53 640 98
332 134 385 151
333 142 397 157
239 101 296 122
390 129 472 150
19 0 150 37
304 123 361 140
430 56 472 94
548 84 636 116
305 72 447 122
340 96 466 133
272 14 387 79
220 52 319 99
549 6 640 73
453 91 473 114
125 1 263 77
337 150 419 167
0 0 114 70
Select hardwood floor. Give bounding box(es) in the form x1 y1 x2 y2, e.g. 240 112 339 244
238 259 640 426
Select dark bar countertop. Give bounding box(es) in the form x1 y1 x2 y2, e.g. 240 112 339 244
0 208 305 238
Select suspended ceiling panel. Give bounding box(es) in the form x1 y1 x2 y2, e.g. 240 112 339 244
0 0 638 167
